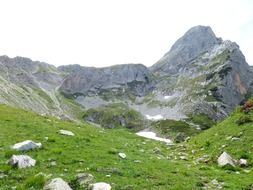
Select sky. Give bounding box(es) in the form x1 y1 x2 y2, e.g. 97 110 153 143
0 0 252 67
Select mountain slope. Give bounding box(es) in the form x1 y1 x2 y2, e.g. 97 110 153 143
189 99 253 160
0 56 84 121
1 103 253 189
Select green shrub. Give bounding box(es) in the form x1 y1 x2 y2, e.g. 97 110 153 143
241 99 253 113
151 119 199 141
235 115 252 125
4 150 19 159
108 148 118 155
188 113 216 130
83 103 145 130
23 174 46 189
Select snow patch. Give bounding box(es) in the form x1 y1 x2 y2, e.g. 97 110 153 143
145 114 163 121
136 131 172 144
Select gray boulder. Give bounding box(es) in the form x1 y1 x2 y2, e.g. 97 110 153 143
12 140 42 151
118 153 126 159
239 158 247 167
89 182 111 190
76 173 94 186
8 155 36 169
58 130 75 136
217 152 235 167
44 178 72 190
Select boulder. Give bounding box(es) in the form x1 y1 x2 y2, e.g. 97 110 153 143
239 159 248 167
179 156 188 160
231 137 240 141
174 132 186 143
217 152 235 167
76 173 94 186
44 178 72 190
118 153 126 159
12 140 42 151
89 182 111 190
58 130 75 136
8 155 36 169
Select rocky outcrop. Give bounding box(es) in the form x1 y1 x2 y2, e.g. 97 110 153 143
59 64 154 97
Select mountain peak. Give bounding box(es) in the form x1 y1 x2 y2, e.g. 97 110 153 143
151 25 220 74
185 25 214 35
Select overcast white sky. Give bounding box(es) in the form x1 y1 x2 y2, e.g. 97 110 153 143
0 0 252 67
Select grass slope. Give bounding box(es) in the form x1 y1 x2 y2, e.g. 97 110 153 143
83 103 145 131
0 104 253 189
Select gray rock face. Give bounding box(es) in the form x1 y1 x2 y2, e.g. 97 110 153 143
12 140 42 151
217 152 235 167
44 178 72 190
8 155 36 169
151 26 220 74
59 64 154 97
149 26 253 120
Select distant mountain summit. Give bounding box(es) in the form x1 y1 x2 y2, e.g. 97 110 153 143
0 25 252 125
151 25 221 74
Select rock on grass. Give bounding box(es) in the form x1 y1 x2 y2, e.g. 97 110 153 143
44 178 72 190
12 140 42 151
8 155 36 169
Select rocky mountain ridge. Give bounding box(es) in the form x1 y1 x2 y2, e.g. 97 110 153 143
0 25 252 126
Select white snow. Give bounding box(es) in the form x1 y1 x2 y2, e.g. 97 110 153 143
136 131 172 144
145 114 163 121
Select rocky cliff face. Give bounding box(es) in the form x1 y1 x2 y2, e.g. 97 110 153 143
149 26 253 120
59 64 154 97
0 25 252 126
